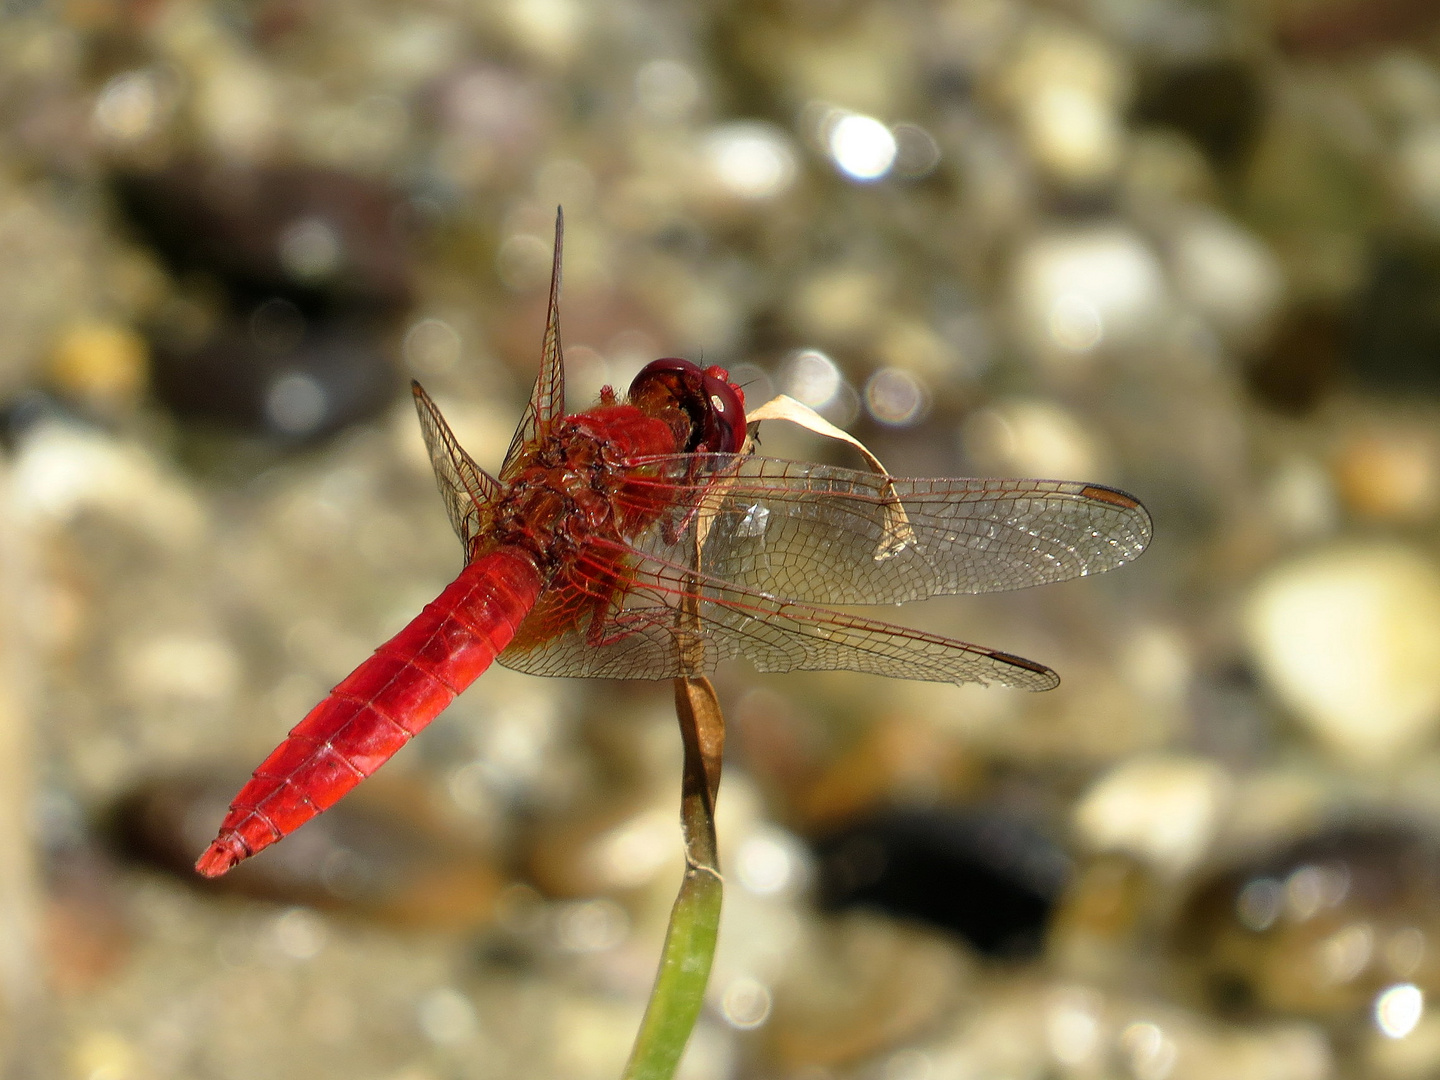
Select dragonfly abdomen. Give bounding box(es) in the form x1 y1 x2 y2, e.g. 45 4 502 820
195 547 542 877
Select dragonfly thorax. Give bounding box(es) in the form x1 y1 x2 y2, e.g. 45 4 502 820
487 407 678 571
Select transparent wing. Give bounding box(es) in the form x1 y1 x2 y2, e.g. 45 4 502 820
497 540 1058 690
615 455 1151 606
501 207 566 479
411 381 502 554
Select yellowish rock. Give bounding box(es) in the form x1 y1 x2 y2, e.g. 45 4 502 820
791 265 888 343
960 398 1104 480
1002 23 1129 187
1332 426 1440 523
1245 544 1440 767
48 321 148 412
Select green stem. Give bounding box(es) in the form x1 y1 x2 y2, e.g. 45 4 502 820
620 677 725 1080
620 865 722 1080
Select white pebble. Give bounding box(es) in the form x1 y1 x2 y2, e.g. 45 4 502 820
1168 210 1284 341
12 422 205 547
703 122 798 200
1074 754 1232 876
1012 226 1168 367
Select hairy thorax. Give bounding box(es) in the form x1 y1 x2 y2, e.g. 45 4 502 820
485 405 677 574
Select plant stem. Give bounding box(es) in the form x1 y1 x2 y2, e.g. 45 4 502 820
620 865 722 1080
620 677 725 1080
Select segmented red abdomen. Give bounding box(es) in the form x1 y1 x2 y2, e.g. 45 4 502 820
195 546 543 877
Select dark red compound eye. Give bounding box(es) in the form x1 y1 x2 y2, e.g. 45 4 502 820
629 358 748 454
700 367 745 454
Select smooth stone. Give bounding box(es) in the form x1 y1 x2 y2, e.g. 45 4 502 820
1002 25 1128 186
1245 544 1440 767
1176 824 1440 1022
1167 210 1284 342
1011 225 1169 368
1331 424 1440 523
47 321 149 414
1074 755 1232 877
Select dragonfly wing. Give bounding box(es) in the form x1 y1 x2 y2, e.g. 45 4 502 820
497 541 1057 690
497 561 730 680
501 207 566 478
412 381 502 554
620 456 1151 606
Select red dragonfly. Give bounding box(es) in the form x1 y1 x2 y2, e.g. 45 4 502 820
197 211 1150 877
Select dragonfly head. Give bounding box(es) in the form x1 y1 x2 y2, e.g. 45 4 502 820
628 358 746 454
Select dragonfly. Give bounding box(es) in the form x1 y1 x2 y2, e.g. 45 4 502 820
196 210 1150 877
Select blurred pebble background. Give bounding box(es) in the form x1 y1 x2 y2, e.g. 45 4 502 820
4 0 1440 1077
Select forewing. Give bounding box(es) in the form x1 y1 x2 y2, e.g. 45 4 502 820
618 456 1151 606
496 541 1057 690
501 207 566 478
411 381 502 554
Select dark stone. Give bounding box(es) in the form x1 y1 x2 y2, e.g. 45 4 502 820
150 306 397 441
1349 243 1440 395
114 161 413 311
1274 0 1440 57
1176 822 1440 1019
1131 58 1266 173
1245 300 1347 413
812 806 1070 957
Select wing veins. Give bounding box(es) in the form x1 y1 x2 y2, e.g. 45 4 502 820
505 539 1058 690
618 456 1150 604
502 207 566 476
411 381 502 555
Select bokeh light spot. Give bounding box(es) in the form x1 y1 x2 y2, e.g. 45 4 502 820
265 373 328 436
1376 983 1424 1039
720 976 772 1029
272 907 326 960
417 987 479 1046
1236 877 1282 932
783 349 842 409
404 318 462 375
828 114 897 181
736 832 795 896
279 216 343 282
1047 293 1104 352
864 367 930 426
635 59 700 121
554 898 629 953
